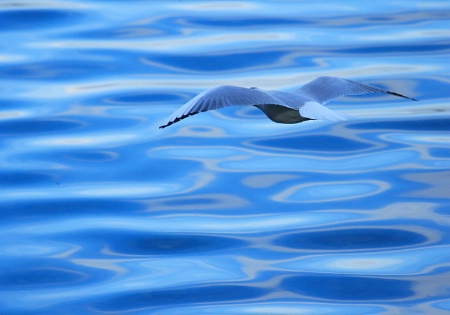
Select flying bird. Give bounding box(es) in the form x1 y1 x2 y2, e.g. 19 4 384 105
159 76 417 129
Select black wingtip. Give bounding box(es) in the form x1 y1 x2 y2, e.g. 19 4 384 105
159 121 174 129
159 123 169 129
158 110 205 129
159 117 177 129
387 91 418 102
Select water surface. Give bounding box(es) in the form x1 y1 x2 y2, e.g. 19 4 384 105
1 1 450 314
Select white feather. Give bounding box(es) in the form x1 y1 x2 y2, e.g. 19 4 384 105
300 101 352 121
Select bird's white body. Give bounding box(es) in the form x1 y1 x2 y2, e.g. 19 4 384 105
159 76 417 129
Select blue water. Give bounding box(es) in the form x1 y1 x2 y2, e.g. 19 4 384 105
1 1 450 314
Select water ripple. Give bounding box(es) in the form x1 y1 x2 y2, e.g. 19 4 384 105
273 180 389 203
281 274 413 301
274 227 430 251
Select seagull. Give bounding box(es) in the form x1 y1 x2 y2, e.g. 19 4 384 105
159 76 417 129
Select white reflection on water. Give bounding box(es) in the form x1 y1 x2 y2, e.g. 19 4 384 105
29 134 137 147
1 174 213 200
277 245 450 275
3 211 362 235
273 180 389 203
219 150 419 172
152 302 385 315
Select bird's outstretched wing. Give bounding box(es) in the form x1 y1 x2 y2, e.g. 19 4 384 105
159 85 286 128
297 76 417 104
